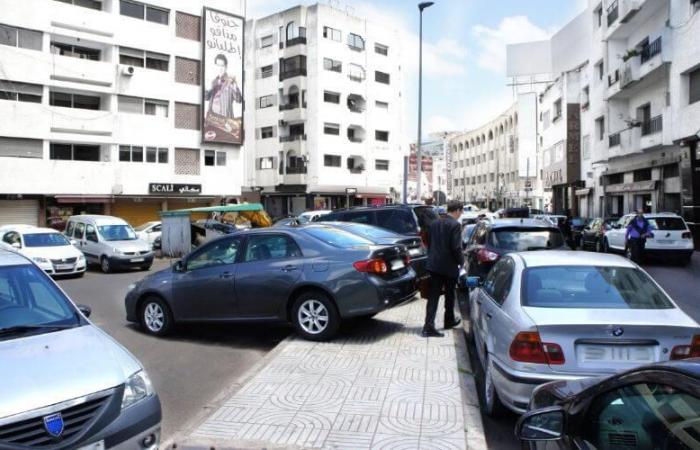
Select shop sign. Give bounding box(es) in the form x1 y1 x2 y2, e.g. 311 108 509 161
149 183 202 195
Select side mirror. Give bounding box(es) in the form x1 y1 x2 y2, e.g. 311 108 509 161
11 242 21 249
77 304 92 318
467 276 482 288
516 407 565 442
173 260 185 272
70 239 78 246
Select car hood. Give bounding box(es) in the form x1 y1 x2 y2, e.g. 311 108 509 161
109 240 151 253
0 325 141 419
21 245 83 260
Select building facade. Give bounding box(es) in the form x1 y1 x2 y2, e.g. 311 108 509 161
244 4 404 218
0 0 245 227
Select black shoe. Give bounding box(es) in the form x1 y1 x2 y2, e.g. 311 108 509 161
444 318 462 329
421 328 445 338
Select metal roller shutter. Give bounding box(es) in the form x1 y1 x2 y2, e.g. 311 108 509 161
0 200 40 226
111 201 162 227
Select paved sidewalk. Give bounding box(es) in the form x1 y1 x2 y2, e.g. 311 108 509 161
178 298 485 449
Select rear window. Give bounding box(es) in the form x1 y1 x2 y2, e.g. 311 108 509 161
413 206 438 230
522 266 673 309
342 224 397 240
376 209 417 234
303 227 372 248
648 217 686 231
488 228 564 251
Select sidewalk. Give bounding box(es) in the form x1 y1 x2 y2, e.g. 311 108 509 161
177 298 486 450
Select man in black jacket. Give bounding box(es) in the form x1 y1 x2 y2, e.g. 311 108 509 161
423 200 464 337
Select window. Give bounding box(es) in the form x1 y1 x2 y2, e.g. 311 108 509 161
145 98 168 117
260 126 274 139
0 80 42 104
216 151 226 166
582 86 590 106
324 154 341 167
324 91 340 104
85 224 98 242
187 237 241 270
0 24 42 51
175 57 200 85
633 168 652 182
595 4 602 27
261 65 273 78
243 235 302 262
376 101 388 110
607 172 623 185
553 99 562 120
0 137 42 159
348 64 365 82
279 55 306 80
375 43 388 55
119 47 169 71
158 147 168 163
596 60 604 81
118 96 168 116
323 58 342 73
375 71 390 84
174 148 200 175
50 92 100 110
689 67 700 104
119 145 143 162
323 26 341 42
663 163 679 178
174 102 199 130
257 157 274 170
55 0 102 10
375 130 389 142
50 143 100 161
483 258 514 305
375 159 389 171
258 95 274 109
595 116 605 141
582 135 590 160
175 11 200 41
260 35 273 48
324 123 340 136
120 1 169 25
347 33 365 51
204 150 226 167
50 42 99 60
146 147 157 163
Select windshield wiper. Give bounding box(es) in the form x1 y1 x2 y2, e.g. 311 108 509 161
0 324 74 337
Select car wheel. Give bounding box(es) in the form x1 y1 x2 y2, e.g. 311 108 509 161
595 239 602 253
140 296 173 336
100 256 111 274
602 238 610 253
480 355 507 418
292 291 340 341
140 264 152 271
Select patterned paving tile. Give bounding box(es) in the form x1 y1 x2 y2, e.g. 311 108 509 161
371 433 422 450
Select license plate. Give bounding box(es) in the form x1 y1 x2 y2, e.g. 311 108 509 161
391 259 405 270
78 441 105 450
56 264 74 270
655 239 673 245
131 257 145 262
408 248 422 256
578 345 654 363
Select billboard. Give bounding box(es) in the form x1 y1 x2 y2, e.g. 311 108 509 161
202 8 244 145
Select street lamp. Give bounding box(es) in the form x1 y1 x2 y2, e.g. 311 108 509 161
415 1 434 204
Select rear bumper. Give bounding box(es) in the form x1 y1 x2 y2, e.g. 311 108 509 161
109 254 154 269
341 270 417 318
643 248 693 259
410 255 428 280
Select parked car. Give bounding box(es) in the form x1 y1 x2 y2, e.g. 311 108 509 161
0 248 161 449
568 217 590 249
466 251 700 417
502 208 545 218
322 221 427 278
462 223 478 249
272 217 299 227
125 225 417 341
46 216 67 231
0 226 86 277
297 210 332 224
463 219 566 279
604 212 695 264
64 215 154 273
517 359 700 450
135 221 162 249
579 216 618 252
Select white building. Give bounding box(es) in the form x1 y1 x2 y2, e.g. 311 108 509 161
243 3 404 218
0 0 244 227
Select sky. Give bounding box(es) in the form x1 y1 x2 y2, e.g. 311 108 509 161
248 0 588 139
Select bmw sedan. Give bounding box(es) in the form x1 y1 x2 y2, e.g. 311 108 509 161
467 251 700 416
125 225 417 341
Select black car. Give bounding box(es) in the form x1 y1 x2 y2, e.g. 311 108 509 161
517 358 700 450
579 216 619 252
569 217 590 249
463 219 566 279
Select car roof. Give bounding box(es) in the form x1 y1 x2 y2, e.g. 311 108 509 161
488 218 557 229
514 250 636 268
330 204 427 213
0 248 32 267
67 214 128 225
644 213 683 218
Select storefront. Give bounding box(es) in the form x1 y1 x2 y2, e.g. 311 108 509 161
0 197 41 227
112 183 214 226
45 196 111 230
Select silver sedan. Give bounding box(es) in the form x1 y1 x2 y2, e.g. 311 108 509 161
466 250 700 416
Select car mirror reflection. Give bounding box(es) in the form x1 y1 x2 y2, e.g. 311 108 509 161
173 260 185 272
77 304 92 318
466 276 481 288
516 407 565 441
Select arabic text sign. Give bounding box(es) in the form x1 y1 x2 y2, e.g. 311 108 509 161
202 8 244 145
149 183 202 196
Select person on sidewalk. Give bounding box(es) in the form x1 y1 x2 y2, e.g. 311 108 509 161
422 200 464 338
625 209 653 264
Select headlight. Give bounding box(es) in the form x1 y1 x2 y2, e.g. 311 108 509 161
78 254 86 261
112 247 122 255
32 257 49 263
121 370 154 410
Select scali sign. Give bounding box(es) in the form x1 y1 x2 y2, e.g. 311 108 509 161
149 183 202 195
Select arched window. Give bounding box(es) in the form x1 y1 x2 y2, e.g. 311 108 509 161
286 22 297 41
488 130 494 140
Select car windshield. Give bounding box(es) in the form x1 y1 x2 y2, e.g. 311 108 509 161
341 223 397 240
0 265 80 338
98 224 137 241
297 215 313 224
23 233 70 247
522 266 674 309
648 217 686 231
488 228 564 251
303 227 373 248
134 222 156 232
413 206 438 230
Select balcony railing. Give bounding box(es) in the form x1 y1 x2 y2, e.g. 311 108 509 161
348 137 363 143
349 167 365 174
609 132 621 147
279 134 307 142
285 164 307 174
279 102 306 111
607 0 619 26
279 68 307 81
640 37 662 64
608 69 620 86
641 115 662 136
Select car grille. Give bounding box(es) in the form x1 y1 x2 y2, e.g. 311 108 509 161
0 393 111 448
123 252 136 256
50 257 77 264
608 432 637 447
139 250 149 255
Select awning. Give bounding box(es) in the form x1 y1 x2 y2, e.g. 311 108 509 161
55 196 113 204
575 188 591 196
161 203 264 216
605 180 657 194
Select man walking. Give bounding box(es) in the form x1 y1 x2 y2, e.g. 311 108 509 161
423 200 464 338
626 208 653 263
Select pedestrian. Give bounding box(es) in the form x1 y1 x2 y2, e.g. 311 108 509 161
626 208 653 263
422 200 464 338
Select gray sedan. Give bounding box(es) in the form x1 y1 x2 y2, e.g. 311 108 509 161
466 250 700 416
125 225 417 341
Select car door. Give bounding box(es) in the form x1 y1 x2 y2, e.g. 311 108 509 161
471 260 505 365
607 215 630 251
72 222 93 262
171 236 242 320
235 233 305 319
465 223 488 277
483 258 516 360
82 224 102 262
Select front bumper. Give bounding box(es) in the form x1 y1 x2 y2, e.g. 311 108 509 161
37 260 87 276
108 254 154 269
92 394 161 449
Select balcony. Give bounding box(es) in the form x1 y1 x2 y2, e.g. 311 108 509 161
607 0 619 27
347 94 366 113
279 134 307 143
50 0 114 37
50 54 114 88
608 69 620 87
347 125 366 143
640 37 662 64
347 156 366 174
607 0 666 40
641 115 662 136
609 132 621 147
50 106 114 139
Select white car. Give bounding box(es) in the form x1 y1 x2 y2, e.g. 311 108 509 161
604 213 694 265
297 210 332 224
135 221 162 248
0 226 86 276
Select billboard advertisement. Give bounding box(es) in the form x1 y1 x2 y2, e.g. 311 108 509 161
202 8 244 145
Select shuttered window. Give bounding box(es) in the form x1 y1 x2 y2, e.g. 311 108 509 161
174 102 200 130
176 11 200 41
0 137 42 158
175 57 200 85
690 67 700 105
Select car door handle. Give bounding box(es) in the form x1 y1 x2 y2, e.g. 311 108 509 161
220 271 234 279
485 313 492 320
281 265 298 272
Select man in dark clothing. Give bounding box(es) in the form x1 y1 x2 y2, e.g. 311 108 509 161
423 200 464 338
625 209 653 263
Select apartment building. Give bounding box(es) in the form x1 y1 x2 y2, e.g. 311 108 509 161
448 94 543 211
0 0 244 227
244 4 404 218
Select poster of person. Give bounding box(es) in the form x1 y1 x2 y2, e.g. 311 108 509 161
202 8 244 145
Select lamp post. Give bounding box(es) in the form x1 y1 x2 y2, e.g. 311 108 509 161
416 1 434 203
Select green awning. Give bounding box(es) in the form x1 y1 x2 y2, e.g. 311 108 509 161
160 203 264 217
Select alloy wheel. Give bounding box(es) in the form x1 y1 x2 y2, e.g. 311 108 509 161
101 257 110 273
144 302 165 333
297 299 329 335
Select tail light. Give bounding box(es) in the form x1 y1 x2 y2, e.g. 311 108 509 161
682 232 692 240
403 254 411 266
477 248 499 264
509 332 565 365
353 258 388 274
670 335 700 360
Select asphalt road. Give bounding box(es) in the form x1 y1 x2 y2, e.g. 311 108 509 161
471 251 700 450
56 259 290 441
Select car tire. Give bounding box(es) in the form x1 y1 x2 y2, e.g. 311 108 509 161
292 291 340 341
595 239 602 253
100 256 111 274
140 264 152 271
140 296 173 336
479 354 507 418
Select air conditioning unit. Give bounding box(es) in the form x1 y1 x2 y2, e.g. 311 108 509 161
121 65 135 76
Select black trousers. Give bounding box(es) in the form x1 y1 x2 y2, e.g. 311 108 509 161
424 271 456 329
628 238 645 263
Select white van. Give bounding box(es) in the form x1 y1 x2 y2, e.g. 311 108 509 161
64 215 154 273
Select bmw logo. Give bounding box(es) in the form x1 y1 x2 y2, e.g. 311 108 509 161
612 327 624 337
43 413 64 438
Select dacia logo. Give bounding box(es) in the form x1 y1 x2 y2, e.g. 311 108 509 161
43 413 64 438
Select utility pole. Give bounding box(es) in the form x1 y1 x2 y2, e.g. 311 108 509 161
416 2 434 203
